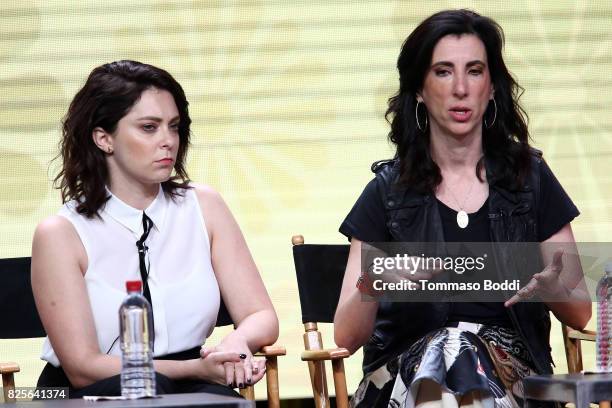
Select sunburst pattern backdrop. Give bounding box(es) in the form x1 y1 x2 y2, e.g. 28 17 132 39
1 0 611 400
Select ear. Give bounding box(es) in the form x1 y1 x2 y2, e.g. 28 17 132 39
416 93 424 103
92 127 114 154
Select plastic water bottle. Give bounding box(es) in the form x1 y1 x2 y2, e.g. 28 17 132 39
119 280 156 398
596 262 612 372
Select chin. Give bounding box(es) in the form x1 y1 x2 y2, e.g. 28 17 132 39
150 173 173 185
447 123 480 138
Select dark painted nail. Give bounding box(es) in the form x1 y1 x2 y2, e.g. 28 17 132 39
247 378 252 384
239 353 247 359
238 383 244 388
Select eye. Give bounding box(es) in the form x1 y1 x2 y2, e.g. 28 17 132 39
142 123 157 132
434 69 450 77
469 68 484 76
170 122 180 131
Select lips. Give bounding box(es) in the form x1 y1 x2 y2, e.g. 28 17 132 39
448 107 472 122
156 158 174 165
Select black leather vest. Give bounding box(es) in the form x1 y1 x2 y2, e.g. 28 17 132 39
362 152 553 375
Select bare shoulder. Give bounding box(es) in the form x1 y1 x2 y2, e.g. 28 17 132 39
32 215 86 273
34 215 78 242
191 183 224 204
190 184 240 239
191 183 229 216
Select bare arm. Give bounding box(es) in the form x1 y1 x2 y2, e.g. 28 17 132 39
194 185 279 354
504 223 591 330
333 238 379 354
31 216 242 389
540 224 591 330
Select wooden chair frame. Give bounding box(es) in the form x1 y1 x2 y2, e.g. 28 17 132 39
293 235 350 408
561 324 611 407
239 345 286 406
562 323 595 374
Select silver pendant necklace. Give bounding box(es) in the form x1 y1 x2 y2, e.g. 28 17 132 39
456 210 469 229
446 178 477 229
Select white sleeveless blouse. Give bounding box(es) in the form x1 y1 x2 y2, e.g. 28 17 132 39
41 186 220 367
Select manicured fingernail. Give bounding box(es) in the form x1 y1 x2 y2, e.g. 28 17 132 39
247 378 252 384
238 383 244 388
239 353 247 359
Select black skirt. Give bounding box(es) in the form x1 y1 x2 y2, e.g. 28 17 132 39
37 346 241 399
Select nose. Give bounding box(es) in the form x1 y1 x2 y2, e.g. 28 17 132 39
452 72 468 99
160 126 178 150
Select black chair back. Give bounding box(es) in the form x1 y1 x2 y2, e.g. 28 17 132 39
216 298 233 327
292 244 350 324
0 257 45 339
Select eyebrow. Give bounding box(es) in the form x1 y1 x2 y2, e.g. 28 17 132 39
431 60 487 68
136 115 180 122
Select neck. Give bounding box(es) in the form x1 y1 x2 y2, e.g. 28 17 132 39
429 125 483 174
107 176 160 210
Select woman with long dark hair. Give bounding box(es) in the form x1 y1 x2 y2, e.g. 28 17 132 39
334 10 590 407
32 60 278 397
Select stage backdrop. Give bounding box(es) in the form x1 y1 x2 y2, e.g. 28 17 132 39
1 0 611 400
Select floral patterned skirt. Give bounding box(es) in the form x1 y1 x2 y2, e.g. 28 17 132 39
351 324 537 408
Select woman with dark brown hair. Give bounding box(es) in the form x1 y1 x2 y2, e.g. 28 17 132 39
32 60 278 397
334 10 590 407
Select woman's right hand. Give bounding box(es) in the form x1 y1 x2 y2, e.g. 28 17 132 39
189 351 266 387
200 339 267 388
187 351 241 385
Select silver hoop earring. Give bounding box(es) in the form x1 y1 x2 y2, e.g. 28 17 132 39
415 101 428 132
484 99 497 129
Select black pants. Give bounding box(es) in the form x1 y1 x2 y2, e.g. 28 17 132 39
37 347 241 399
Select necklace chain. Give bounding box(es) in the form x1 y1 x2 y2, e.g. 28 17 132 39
442 176 478 229
446 177 477 211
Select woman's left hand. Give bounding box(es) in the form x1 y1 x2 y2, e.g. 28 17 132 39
505 248 569 307
200 334 266 388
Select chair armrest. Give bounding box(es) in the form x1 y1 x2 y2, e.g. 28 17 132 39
568 329 596 342
301 348 350 361
256 345 286 357
0 362 20 374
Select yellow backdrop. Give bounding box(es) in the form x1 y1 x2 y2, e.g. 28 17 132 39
1 0 611 400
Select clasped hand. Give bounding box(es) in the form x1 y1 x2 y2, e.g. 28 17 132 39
199 335 266 388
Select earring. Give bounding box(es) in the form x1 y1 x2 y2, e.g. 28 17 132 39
415 100 428 132
484 99 497 129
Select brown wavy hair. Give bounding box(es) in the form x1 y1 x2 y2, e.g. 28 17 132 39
55 60 192 217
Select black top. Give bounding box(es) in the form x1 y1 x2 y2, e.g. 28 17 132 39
339 160 580 326
436 197 510 327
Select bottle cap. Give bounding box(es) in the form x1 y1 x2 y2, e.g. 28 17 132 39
126 280 142 293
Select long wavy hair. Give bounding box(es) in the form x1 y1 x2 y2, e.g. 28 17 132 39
386 9 531 192
55 60 192 217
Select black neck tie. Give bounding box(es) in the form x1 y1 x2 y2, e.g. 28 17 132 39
136 212 154 309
